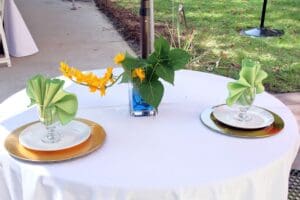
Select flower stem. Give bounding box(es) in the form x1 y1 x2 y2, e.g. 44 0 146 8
106 72 124 88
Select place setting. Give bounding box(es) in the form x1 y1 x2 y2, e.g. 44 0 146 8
3 36 190 163
4 75 106 163
200 59 285 138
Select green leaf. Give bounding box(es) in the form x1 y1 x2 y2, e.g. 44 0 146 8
139 80 164 109
147 52 158 65
154 37 170 58
169 48 190 70
122 52 141 72
155 64 175 84
144 66 159 81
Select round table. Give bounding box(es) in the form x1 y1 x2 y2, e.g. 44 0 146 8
0 69 299 200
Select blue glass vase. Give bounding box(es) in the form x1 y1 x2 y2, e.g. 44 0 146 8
129 86 156 117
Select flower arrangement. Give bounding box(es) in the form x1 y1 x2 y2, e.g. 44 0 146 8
60 37 190 109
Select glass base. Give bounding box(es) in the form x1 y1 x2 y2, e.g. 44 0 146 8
130 87 156 117
130 109 156 117
41 132 61 143
234 112 252 122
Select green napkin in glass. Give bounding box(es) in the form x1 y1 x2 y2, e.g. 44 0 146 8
26 75 78 125
226 59 268 106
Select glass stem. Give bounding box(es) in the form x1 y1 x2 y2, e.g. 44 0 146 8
41 122 61 143
46 125 56 141
238 106 250 121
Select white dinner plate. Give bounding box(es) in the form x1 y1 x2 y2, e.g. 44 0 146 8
19 120 91 151
212 105 274 129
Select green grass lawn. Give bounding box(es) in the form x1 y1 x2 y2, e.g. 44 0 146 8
115 0 300 92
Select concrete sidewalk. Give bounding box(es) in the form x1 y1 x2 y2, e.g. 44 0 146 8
0 0 299 169
0 0 134 102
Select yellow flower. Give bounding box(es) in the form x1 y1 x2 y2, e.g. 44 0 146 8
99 86 106 96
83 72 95 84
89 85 98 93
90 75 100 86
114 53 125 65
94 77 107 96
104 67 114 83
74 69 85 83
132 68 145 81
59 61 69 72
60 62 72 78
88 75 101 93
59 62 114 97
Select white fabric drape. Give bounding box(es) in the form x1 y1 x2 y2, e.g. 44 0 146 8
4 0 38 57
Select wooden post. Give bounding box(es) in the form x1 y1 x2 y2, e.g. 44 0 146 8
140 0 153 58
150 0 154 52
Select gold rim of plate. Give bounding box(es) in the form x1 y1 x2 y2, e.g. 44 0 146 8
4 118 106 163
200 106 284 138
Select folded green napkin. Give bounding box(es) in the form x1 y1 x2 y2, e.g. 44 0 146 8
26 75 78 125
226 59 268 106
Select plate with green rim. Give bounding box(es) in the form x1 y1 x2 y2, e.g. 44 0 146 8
200 106 284 138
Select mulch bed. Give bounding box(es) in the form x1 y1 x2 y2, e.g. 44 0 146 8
94 0 170 55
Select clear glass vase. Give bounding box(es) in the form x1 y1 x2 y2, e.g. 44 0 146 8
234 87 256 122
129 85 156 117
38 106 61 143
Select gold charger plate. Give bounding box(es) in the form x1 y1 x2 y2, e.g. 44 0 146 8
4 118 106 163
200 106 284 138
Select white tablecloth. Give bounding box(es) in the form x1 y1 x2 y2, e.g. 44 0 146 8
4 0 38 57
0 69 299 200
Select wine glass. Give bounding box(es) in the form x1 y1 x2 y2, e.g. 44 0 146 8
235 87 256 122
38 105 61 143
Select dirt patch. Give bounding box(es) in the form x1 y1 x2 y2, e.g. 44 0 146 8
94 0 171 55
